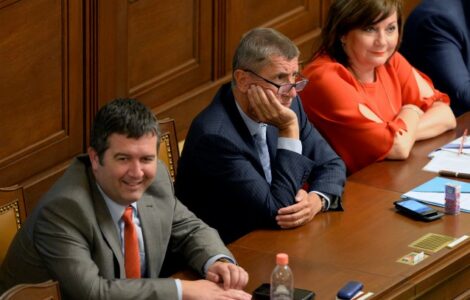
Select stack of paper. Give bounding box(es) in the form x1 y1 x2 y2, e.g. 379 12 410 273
402 177 470 213
431 136 470 156
424 136 470 173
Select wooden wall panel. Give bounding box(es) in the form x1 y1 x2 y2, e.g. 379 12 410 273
0 0 83 209
95 0 212 109
128 0 212 107
222 0 323 72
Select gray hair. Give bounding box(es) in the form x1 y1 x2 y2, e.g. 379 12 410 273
232 28 299 75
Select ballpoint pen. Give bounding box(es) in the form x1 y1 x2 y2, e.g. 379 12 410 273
458 128 468 156
439 170 470 180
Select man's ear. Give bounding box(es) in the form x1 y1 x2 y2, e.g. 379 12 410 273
233 69 250 93
87 147 100 170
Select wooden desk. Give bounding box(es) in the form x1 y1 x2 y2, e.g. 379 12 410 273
349 112 470 193
174 181 470 299
173 113 470 299
230 182 470 299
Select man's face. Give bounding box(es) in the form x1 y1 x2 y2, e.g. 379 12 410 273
248 55 300 108
89 133 157 206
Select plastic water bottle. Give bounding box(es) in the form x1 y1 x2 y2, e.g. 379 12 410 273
270 253 294 300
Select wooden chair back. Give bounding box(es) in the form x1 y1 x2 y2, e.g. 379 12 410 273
0 185 26 264
158 118 180 181
0 280 61 300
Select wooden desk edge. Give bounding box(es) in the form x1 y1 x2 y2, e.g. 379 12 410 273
373 240 470 299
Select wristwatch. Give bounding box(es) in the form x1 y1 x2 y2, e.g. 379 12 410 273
320 196 328 212
216 258 232 264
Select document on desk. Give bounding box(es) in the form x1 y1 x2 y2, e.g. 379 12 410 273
402 177 470 213
423 150 470 174
429 136 470 157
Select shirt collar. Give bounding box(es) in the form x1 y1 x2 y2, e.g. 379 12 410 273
96 183 138 224
234 99 267 137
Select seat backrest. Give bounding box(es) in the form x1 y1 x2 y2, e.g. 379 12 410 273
0 280 61 300
0 186 26 264
158 118 180 181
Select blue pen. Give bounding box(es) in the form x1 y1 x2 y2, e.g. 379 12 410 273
442 144 470 149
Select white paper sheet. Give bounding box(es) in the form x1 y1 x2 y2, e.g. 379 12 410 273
423 150 470 173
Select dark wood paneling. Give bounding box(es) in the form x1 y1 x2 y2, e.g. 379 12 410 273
223 0 322 73
95 0 213 109
154 74 232 141
128 0 213 106
0 0 83 210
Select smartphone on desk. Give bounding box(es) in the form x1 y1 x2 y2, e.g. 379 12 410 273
394 199 443 222
252 283 315 300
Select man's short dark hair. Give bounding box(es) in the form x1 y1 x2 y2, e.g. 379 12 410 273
90 98 160 163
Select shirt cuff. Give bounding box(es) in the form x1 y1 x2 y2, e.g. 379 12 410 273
175 279 182 300
310 191 330 211
203 254 236 275
278 137 302 154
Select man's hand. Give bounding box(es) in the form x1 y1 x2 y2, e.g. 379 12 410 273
247 85 299 139
276 189 322 228
181 280 252 300
206 261 249 290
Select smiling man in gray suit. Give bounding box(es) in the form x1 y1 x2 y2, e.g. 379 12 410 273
0 99 250 300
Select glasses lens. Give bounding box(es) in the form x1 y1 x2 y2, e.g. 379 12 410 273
278 84 293 95
294 79 309 92
278 79 309 94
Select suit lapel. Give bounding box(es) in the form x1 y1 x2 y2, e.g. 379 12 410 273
222 84 274 176
223 85 257 148
138 193 165 278
91 183 126 278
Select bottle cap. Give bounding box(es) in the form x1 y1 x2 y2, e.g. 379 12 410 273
276 253 289 265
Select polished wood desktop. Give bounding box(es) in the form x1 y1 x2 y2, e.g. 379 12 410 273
229 182 470 299
173 113 470 299
349 112 470 193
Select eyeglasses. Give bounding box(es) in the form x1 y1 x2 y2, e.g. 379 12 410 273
243 69 309 95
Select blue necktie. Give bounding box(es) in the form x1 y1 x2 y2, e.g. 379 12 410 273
254 125 272 183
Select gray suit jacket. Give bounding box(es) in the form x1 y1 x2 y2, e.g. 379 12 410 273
0 155 232 299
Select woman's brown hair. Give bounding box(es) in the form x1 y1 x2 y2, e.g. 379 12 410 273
314 0 403 67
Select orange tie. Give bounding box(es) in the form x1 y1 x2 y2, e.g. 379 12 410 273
122 206 141 278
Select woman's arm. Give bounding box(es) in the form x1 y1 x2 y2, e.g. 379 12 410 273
416 101 456 140
412 68 456 140
387 67 456 159
386 104 421 159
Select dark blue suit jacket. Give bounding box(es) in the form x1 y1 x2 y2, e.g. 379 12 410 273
401 0 470 116
175 83 346 243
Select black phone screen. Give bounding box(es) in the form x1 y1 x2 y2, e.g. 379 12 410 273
252 283 315 300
